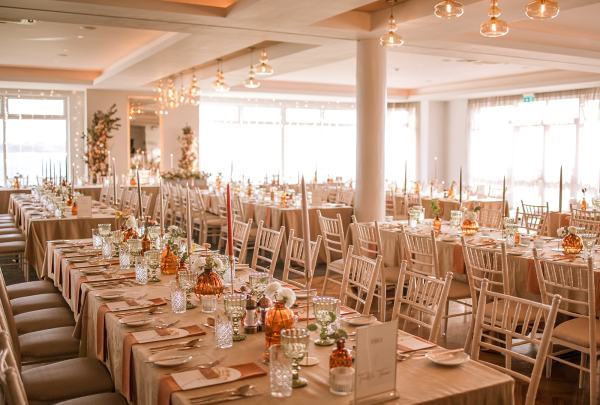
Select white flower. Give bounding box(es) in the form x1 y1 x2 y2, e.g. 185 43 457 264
191 256 206 271
125 215 137 230
212 257 224 273
265 281 282 300
278 287 296 308
568 226 577 235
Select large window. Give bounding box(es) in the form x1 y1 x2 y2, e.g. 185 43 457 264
468 89 600 209
199 99 418 184
0 96 68 185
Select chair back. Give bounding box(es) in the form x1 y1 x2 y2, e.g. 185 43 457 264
317 211 346 265
461 238 509 314
118 188 130 210
339 246 381 316
469 280 560 405
391 261 452 344
250 222 285 276
569 208 600 240
0 272 19 365
231 218 253 264
281 230 322 290
351 216 381 259
402 228 440 278
0 331 27 405
520 201 549 235
478 208 503 229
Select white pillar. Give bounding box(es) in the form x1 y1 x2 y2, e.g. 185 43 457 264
355 39 386 221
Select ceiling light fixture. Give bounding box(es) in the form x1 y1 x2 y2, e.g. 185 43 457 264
187 73 199 105
255 49 274 77
480 0 509 37
244 49 261 89
525 0 559 19
434 0 464 19
212 59 230 92
379 1 404 47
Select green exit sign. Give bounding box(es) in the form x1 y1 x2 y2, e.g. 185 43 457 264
523 93 535 103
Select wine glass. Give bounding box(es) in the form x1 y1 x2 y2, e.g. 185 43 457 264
178 269 199 309
98 223 111 238
248 271 270 298
223 293 246 341
581 233 596 258
281 328 309 388
144 249 161 282
312 296 339 346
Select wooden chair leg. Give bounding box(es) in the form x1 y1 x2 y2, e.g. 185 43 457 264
580 353 587 389
590 352 597 405
545 343 553 379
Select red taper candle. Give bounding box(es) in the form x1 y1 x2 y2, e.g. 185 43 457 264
226 183 234 257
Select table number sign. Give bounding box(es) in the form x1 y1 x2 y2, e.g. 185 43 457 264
354 321 399 404
77 196 92 217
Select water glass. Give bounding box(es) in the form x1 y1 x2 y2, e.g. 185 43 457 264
145 249 161 282
170 281 186 314
119 242 131 269
200 295 217 313
92 229 102 249
281 328 309 388
312 296 340 346
329 367 354 396
450 210 463 229
248 271 269 298
128 238 142 259
215 312 233 349
178 270 199 309
581 233 596 258
101 236 113 259
135 256 148 284
98 223 111 238
269 344 292 398
408 208 419 229
223 293 246 341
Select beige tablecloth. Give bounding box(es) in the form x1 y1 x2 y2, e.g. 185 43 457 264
0 188 30 213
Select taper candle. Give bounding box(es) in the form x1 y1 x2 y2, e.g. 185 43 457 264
559 165 563 212
459 166 463 207
112 160 117 206
159 177 165 236
136 169 142 219
226 183 234 293
502 176 506 218
186 184 192 255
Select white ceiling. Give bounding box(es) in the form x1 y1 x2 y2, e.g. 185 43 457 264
0 0 598 99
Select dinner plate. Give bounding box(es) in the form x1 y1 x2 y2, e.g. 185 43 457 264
96 289 126 300
506 249 525 256
147 350 193 367
119 314 155 327
426 350 470 366
341 314 376 326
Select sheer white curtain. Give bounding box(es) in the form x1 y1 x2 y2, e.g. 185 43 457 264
385 103 418 187
468 88 600 210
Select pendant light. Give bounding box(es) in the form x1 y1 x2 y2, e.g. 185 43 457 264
255 49 274 77
244 49 261 89
212 59 230 92
434 0 464 19
480 0 509 37
379 1 404 47
187 72 199 105
525 0 559 19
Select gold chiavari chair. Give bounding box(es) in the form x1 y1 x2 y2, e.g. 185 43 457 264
230 218 253 265
518 201 549 235
478 208 503 229
317 211 347 296
339 246 382 316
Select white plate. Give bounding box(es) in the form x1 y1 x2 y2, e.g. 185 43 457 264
507 249 525 256
147 350 193 367
341 315 376 326
426 350 470 366
96 289 126 300
119 314 155 327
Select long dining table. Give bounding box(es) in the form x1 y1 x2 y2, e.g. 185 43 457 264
43 239 515 405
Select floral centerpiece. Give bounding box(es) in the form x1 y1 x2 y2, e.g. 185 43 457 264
557 226 583 255
263 281 296 360
431 199 442 234
461 206 480 236
83 104 121 184
178 125 197 175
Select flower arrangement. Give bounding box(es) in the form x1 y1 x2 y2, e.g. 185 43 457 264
164 225 184 249
161 170 210 180
265 281 296 308
430 199 441 217
557 226 577 238
178 125 197 175
83 104 121 184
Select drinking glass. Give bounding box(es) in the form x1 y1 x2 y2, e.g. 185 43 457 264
248 271 269 298
119 242 131 269
101 236 113 259
281 328 309 388
215 312 233 349
128 239 142 259
134 256 148 285
408 208 419 229
178 270 198 309
200 294 217 313
581 233 596 258
223 293 246 341
269 344 292 398
329 367 354 395
98 223 111 238
91 229 102 249
312 296 340 346
170 281 186 314
450 210 463 230
145 249 161 282
147 225 160 244
505 223 518 247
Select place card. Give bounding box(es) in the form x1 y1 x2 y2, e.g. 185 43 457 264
354 321 399 404
77 196 93 217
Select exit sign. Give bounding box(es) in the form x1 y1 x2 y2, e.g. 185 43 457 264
523 93 535 103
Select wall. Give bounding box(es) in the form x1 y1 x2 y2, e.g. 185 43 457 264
445 99 469 184
418 101 447 184
160 104 199 172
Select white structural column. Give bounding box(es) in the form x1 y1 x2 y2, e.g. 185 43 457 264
355 39 387 221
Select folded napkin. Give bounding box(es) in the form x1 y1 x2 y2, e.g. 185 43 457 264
157 362 266 405
396 334 435 354
96 297 166 361
73 271 134 308
123 325 207 401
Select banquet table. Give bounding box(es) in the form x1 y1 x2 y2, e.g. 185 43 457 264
419 197 508 220
76 185 160 213
0 188 30 213
74 185 103 201
44 243 514 405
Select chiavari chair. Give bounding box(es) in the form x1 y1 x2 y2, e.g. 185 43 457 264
250 222 285 276
478 208 503 229
281 230 321 290
216 202 229 251
98 184 109 205
117 188 130 211
192 189 222 245
469 279 560 405
518 201 549 235
385 191 396 219
391 261 453 344
570 208 600 239
317 211 347 295
339 246 382 316
229 218 253 265
534 251 598 405
402 229 471 335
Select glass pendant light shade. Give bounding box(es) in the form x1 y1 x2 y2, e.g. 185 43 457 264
434 0 464 19
255 49 274 77
379 14 404 47
480 16 509 37
244 66 260 89
525 0 559 19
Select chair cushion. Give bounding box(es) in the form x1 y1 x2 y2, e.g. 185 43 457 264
328 258 345 274
0 223 17 228
11 292 67 315
0 228 22 235
7 280 57 299
19 326 79 363
55 393 128 405
0 241 25 253
15 307 74 335
22 357 114 404
0 214 14 219
552 317 600 348
448 280 471 300
0 234 25 243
